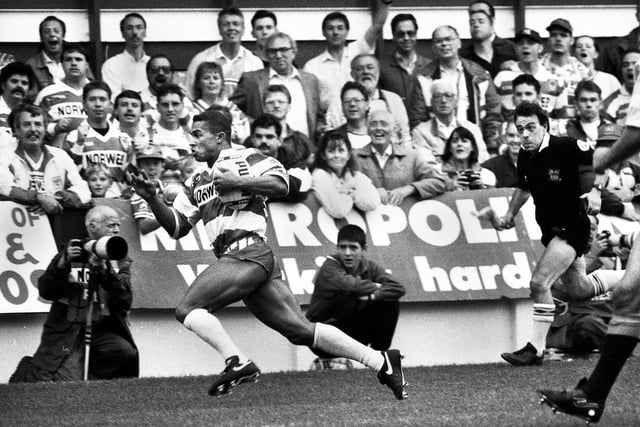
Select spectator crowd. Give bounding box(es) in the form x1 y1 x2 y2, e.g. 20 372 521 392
1 0 638 374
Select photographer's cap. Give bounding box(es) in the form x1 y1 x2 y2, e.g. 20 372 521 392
515 28 542 44
546 18 573 34
136 145 165 161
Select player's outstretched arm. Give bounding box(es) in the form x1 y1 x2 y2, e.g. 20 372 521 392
594 126 640 173
127 169 179 236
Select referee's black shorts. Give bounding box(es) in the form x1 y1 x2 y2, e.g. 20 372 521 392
540 215 591 256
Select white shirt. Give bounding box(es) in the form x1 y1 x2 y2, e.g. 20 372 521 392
42 51 65 84
304 37 373 112
185 43 263 99
269 68 309 136
372 143 393 169
439 62 470 123
101 49 150 95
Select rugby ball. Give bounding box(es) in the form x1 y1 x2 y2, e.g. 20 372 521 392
212 154 252 209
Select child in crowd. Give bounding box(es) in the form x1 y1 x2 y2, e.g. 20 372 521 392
84 163 118 198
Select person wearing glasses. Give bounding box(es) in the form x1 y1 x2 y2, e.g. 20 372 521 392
231 32 324 139
408 25 501 154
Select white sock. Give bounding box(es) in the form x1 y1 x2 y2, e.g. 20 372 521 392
183 308 247 362
588 269 624 295
312 323 384 371
531 303 555 355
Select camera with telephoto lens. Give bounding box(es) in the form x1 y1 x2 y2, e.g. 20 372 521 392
69 236 128 262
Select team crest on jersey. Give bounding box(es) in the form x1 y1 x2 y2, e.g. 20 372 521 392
576 139 590 151
548 168 561 182
28 171 46 192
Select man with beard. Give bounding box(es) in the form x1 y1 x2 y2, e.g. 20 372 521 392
27 16 93 91
0 62 37 152
246 113 311 203
0 104 90 214
101 13 150 95
35 44 91 149
111 90 149 153
185 6 263 99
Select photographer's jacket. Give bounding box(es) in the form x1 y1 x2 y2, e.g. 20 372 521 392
31 252 137 375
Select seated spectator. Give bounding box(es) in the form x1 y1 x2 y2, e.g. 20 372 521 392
311 130 380 218
0 104 90 214
333 81 371 149
231 32 324 139
26 16 94 91
111 90 150 153
354 109 446 206
66 81 135 198
329 54 410 145
574 35 621 101
148 83 191 168
304 4 390 122
603 49 640 125
261 84 314 165
9 205 138 383
185 6 263 99
460 6 517 78
85 163 117 199
378 13 430 107
481 121 520 187
0 62 38 153
493 28 552 120
129 145 167 234
564 80 608 144
191 61 249 145
245 113 311 203
540 19 590 122
35 44 91 149
409 25 501 153
440 126 496 190
411 79 488 162
306 224 405 360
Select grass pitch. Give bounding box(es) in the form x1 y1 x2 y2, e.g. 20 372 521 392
2 356 640 426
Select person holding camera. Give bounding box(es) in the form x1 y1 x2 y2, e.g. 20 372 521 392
9 205 138 383
440 126 496 191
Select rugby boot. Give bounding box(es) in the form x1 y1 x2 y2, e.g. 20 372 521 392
537 378 604 423
208 356 260 396
377 349 408 400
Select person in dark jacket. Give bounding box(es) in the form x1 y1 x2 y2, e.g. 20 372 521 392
9 205 138 382
307 224 405 354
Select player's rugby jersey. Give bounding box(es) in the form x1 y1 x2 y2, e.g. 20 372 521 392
172 147 289 255
34 81 85 122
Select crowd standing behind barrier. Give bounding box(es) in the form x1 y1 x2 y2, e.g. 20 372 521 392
1 0 640 385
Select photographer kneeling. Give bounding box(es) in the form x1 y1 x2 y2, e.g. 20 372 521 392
10 205 138 383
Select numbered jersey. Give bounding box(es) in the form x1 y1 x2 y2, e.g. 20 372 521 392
172 147 288 255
